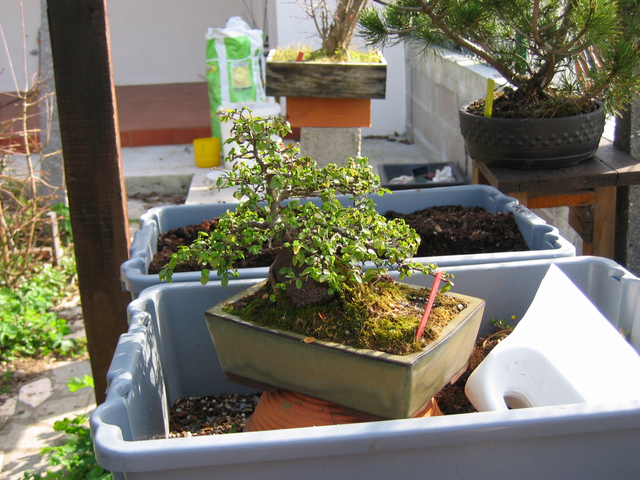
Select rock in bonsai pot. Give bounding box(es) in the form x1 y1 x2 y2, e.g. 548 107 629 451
359 0 640 169
160 108 485 419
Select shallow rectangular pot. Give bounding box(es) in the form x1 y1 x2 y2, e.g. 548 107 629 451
204 280 485 419
265 49 387 99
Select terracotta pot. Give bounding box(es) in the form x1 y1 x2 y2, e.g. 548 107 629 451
204 280 485 419
244 389 442 432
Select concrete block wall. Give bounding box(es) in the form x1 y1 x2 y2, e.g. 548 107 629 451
405 44 506 183
405 44 583 253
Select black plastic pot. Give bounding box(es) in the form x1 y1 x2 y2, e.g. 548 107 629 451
458 102 605 169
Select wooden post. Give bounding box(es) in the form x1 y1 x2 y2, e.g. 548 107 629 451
47 0 130 404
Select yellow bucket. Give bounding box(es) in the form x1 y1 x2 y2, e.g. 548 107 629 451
193 137 220 168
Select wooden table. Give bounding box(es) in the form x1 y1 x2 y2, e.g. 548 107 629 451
473 140 640 258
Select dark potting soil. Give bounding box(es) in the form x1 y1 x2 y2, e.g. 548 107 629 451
166 328 511 437
148 218 278 274
147 205 529 274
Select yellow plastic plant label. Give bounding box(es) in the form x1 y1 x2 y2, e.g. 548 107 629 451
484 78 495 117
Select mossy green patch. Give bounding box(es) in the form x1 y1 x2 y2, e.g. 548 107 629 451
271 45 382 64
224 277 467 355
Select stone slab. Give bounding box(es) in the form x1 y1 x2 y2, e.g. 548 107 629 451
300 127 361 168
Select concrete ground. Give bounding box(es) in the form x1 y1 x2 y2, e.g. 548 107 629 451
1 137 435 479
124 137 437 208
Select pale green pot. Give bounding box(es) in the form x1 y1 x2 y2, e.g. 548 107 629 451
204 280 486 419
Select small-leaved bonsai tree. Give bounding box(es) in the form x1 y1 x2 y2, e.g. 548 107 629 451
160 108 445 311
358 0 640 117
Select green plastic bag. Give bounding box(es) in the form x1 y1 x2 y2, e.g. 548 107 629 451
205 17 266 139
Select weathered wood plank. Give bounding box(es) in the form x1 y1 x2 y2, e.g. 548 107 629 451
475 140 640 194
591 186 617 258
526 191 596 209
266 52 387 99
594 141 640 185
475 161 542 192
569 205 594 243
48 0 131 405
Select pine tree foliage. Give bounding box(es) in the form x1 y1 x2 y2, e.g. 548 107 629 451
359 0 640 115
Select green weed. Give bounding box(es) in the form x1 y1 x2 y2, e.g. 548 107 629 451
22 415 111 480
22 377 110 480
0 257 84 362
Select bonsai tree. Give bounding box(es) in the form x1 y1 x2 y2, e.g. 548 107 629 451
358 0 640 117
159 108 446 310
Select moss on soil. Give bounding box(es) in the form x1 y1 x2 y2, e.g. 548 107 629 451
224 276 467 356
467 87 599 119
271 45 382 63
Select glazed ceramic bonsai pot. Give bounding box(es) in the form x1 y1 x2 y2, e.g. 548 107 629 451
458 102 605 169
204 280 485 419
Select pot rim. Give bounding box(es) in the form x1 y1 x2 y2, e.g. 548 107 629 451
206 279 486 367
459 99 604 121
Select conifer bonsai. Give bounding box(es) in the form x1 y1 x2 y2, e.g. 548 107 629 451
159 108 445 310
359 0 640 118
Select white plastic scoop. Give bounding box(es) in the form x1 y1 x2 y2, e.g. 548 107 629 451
465 264 640 411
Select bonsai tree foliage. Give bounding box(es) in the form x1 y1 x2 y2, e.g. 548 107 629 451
358 0 640 117
159 108 444 308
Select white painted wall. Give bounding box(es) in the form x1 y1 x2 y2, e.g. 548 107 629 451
107 0 268 86
0 0 268 91
1 0 405 135
0 0 40 93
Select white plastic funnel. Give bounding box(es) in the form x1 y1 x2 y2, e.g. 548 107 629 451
465 264 640 411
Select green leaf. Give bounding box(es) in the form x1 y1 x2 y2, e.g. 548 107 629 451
67 375 94 393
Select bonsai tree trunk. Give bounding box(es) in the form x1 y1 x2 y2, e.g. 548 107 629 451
322 0 368 57
269 247 335 308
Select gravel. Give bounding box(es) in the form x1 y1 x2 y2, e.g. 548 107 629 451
169 393 260 436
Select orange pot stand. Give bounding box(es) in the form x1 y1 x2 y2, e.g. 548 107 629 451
243 389 442 432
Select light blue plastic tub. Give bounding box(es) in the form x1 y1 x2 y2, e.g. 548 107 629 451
120 185 575 296
93 256 640 479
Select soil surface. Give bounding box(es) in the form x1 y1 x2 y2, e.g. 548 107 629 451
465 88 599 119
148 205 529 274
166 328 511 436
385 205 528 257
